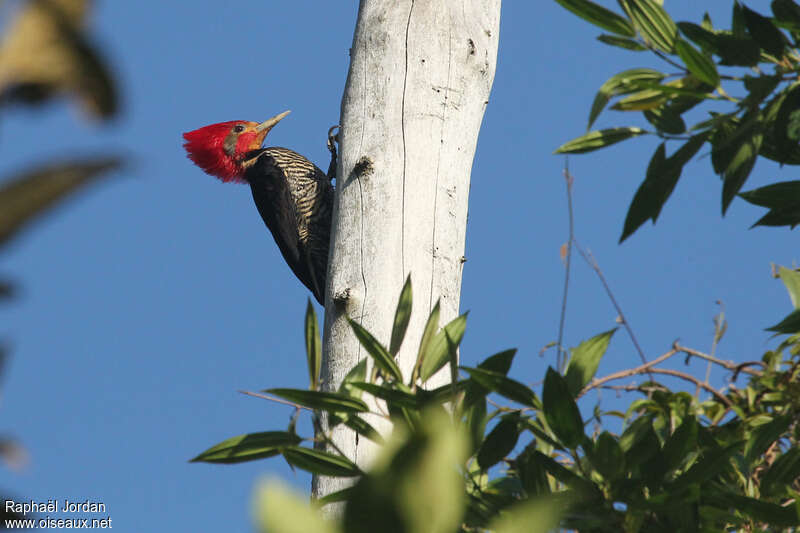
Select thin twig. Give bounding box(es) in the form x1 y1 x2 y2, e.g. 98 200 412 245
581 351 733 407
556 163 575 372
596 383 670 395
573 242 652 380
238 389 313 411
580 348 678 397
675 343 762 377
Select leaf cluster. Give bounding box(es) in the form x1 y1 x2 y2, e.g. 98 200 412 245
195 276 800 532
0 0 123 517
554 0 800 239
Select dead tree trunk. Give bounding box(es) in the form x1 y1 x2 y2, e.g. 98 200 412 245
312 0 500 500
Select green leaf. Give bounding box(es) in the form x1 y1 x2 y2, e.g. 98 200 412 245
348 319 403 382
706 489 800 526
597 34 647 51
720 128 763 215
660 415 698 475
348 381 420 410
478 348 517 375
670 441 742 491
778 266 800 308
445 329 459 387
749 205 800 228
389 275 413 356
761 447 800 496
618 0 678 53
477 413 521 470
643 105 686 135
677 22 720 53
717 36 762 66
611 89 667 111
585 431 624 479
588 68 665 129
564 328 616 396
772 0 800 31
339 358 367 398
487 497 562 533
521 418 564 451
462 366 538 407
701 12 714 32
635 76 713 99
266 388 369 413
619 416 654 454
282 446 361 477
304 299 321 389
425 379 472 405
766 308 800 333
554 0 635 37
744 414 791 462
555 127 648 154
739 173 800 227
314 486 356 507
742 5 787 57
620 133 707 242
255 480 339 533
343 409 468 533
622 422 661 469
733 2 747 36
190 431 301 464
770 83 800 164
675 38 719 87
678 22 762 66
530 450 597 493
420 313 468 382
744 75 783 108
741 181 800 208
0 158 122 249
517 445 551 496
466 398 487 453
542 367 584 449
414 300 440 382
343 414 385 445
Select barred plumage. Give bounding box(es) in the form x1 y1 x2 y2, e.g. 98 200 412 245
244 147 334 305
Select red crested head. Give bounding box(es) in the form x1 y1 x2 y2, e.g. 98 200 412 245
182 110 291 183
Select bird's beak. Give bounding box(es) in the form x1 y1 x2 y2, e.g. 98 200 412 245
256 110 291 133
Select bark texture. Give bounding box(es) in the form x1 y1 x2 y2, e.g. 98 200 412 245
312 0 500 500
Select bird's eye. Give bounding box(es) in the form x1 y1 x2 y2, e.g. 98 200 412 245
233 124 245 133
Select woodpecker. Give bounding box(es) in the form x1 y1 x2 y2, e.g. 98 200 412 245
182 111 336 305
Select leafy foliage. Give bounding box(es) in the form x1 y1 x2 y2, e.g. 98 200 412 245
0 0 119 119
554 0 800 238
0 0 123 519
197 276 800 532
0 159 123 247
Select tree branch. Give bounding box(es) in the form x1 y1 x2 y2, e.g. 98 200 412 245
579 347 677 398
674 343 762 377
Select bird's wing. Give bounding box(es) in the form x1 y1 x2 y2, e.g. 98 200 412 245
244 149 323 304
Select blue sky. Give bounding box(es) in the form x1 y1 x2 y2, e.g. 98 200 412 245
0 1 796 531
